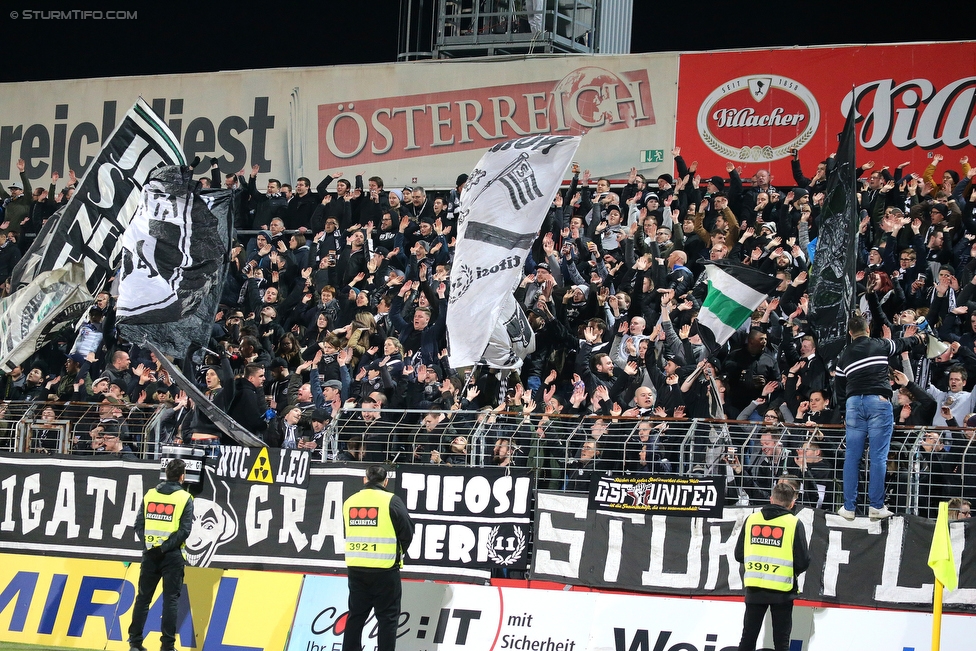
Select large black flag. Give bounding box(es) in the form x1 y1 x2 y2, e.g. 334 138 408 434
808 104 857 362
10 98 185 295
116 165 232 359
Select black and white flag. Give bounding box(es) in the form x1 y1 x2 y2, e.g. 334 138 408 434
117 166 232 358
10 98 185 295
808 105 858 362
0 264 93 370
448 136 581 369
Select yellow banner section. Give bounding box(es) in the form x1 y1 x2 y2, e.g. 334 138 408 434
0 553 301 651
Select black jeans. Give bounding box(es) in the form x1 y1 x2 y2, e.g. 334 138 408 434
128 550 184 650
342 568 402 651
737 601 793 651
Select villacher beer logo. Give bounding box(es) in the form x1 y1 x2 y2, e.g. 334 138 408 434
750 524 785 547
349 506 379 526
146 501 176 521
697 74 819 163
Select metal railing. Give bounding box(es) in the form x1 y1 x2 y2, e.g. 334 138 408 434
434 0 597 56
324 407 976 517
0 400 164 458
6 398 973 518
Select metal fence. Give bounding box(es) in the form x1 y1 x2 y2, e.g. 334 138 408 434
4 399 973 518
0 401 164 458
323 407 976 517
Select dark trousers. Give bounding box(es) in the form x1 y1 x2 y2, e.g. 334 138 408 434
737 601 793 651
342 568 401 651
128 550 184 650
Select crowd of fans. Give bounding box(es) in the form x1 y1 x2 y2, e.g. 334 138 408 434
1 146 976 517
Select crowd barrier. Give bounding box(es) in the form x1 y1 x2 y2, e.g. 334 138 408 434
2 400 974 520
0 401 163 458
325 407 976 519
1 452 974 616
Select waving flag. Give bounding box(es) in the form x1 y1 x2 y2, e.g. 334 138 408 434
117 166 232 359
698 260 780 349
448 136 581 369
11 98 185 295
808 104 858 361
928 501 958 591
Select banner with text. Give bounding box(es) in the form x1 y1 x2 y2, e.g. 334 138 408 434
588 473 725 518
0 553 300 651
395 466 534 573
0 454 527 583
532 491 976 613
0 54 678 192
284 573 976 651
676 42 976 186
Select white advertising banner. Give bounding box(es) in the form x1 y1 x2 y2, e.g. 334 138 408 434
0 54 678 191
286 575 975 651
447 135 580 368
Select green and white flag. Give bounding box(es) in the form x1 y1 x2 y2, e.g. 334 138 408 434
698 260 780 348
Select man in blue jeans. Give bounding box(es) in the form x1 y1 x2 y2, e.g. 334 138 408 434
834 315 924 520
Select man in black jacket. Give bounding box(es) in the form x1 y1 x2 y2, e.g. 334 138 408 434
247 164 287 230
129 459 194 651
834 315 924 520
227 364 269 438
342 465 413 651
734 483 809 651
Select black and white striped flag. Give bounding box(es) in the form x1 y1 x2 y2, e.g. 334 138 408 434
447 136 580 369
11 98 185 295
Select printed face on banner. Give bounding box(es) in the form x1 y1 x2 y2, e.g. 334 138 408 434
186 494 239 568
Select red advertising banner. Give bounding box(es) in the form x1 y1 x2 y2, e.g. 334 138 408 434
676 42 976 185
317 67 655 169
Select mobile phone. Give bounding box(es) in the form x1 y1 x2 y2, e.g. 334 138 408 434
727 446 736 456
300 436 311 443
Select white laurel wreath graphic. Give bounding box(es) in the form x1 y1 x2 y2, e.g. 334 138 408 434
486 526 526 566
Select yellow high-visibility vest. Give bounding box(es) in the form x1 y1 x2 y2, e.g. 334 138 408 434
742 510 798 592
343 487 399 569
143 488 192 559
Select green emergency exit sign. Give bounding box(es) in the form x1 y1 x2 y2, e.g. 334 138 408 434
640 150 664 163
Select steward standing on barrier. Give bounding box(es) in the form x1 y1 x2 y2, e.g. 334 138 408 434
128 459 194 651
342 465 414 651
734 483 809 651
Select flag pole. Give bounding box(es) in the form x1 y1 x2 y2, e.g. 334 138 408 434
932 577 943 651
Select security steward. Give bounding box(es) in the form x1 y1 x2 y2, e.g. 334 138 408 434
734 483 810 651
128 459 194 651
342 465 414 651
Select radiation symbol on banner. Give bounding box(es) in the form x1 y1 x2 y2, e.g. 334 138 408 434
246 448 274 484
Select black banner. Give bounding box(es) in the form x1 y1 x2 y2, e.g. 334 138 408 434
117 167 232 359
531 491 976 613
395 466 533 571
0 454 529 582
11 99 186 295
808 104 858 361
588 474 725 518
